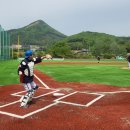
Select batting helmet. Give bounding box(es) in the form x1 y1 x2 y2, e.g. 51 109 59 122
25 50 33 58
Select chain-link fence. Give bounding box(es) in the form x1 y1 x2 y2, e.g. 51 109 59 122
0 25 10 60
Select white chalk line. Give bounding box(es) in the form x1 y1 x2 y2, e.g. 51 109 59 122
58 101 86 107
22 102 58 119
11 91 26 97
0 102 58 119
54 91 77 102
0 100 20 108
0 89 59 108
97 90 130 94
55 91 105 107
0 82 62 119
85 94 104 107
34 74 50 89
0 111 24 119
11 87 59 98
0 89 60 119
34 90 59 98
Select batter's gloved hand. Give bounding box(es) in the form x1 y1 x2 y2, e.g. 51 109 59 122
45 54 52 59
19 71 22 75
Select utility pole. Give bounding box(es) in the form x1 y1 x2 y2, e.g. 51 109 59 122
12 45 13 59
17 35 20 58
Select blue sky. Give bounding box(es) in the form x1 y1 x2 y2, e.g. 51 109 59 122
0 0 130 36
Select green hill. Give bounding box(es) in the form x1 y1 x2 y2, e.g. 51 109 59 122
8 20 66 46
62 31 130 49
64 31 130 45
52 31 130 58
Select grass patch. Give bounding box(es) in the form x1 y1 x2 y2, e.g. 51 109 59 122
0 59 129 87
0 60 19 85
36 64 130 87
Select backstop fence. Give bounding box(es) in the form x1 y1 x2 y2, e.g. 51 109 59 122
0 25 10 60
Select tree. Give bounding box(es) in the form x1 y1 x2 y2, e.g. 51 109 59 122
48 42 72 58
125 41 130 53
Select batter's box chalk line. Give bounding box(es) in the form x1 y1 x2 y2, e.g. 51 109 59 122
54 91 105 107
0 88 61 119
0 89 105 119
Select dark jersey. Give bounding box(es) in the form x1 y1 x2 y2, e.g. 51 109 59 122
97 56 100 61
127 55 130 62
18 57 42 83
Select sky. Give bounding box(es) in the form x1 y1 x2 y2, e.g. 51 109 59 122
0 0 130 36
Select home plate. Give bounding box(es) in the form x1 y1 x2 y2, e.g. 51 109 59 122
53 93 65 96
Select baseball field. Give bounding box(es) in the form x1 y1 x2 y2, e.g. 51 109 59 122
0 59 130 130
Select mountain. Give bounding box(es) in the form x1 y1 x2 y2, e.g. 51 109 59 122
57 31 130 57
63 31 130 43
62 31 130 47
8 20 67 46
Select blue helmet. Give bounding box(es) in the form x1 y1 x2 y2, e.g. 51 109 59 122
25 50 33 58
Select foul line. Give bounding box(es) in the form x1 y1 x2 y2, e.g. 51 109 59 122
97 90 130 94
34 74 50 89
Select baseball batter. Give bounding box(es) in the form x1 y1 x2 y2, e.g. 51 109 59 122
18 50 49 108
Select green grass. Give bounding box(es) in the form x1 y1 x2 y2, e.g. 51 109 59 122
0 60 20 86
0 59 129 87
35 64 130 87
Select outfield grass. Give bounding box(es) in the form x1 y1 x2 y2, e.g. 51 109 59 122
36 63 130 87
0 59 129 87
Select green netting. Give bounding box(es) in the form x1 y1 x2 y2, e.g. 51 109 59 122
0 25 10 60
